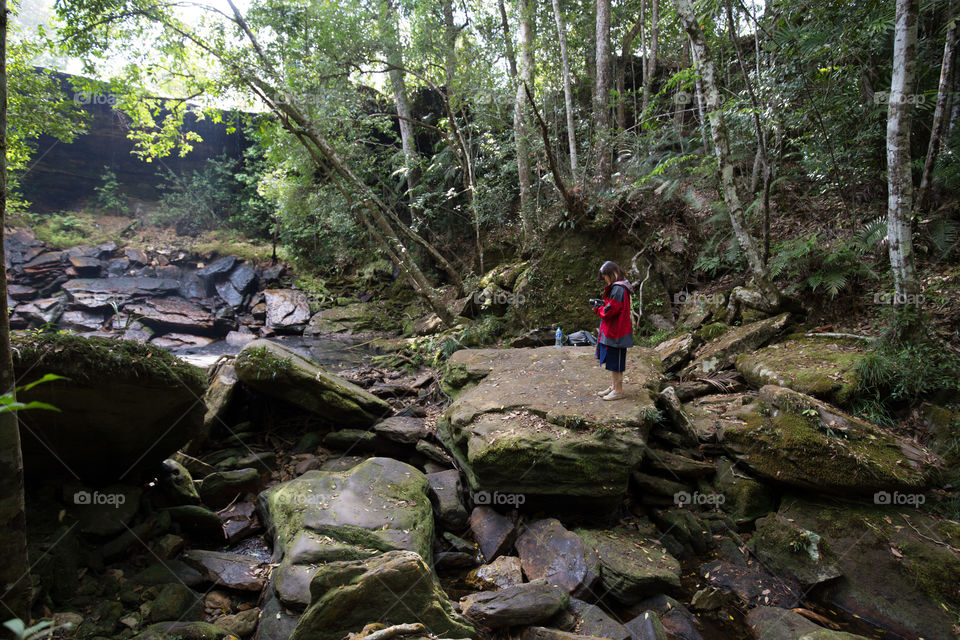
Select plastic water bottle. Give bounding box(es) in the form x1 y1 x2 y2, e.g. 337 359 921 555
555 327 562 348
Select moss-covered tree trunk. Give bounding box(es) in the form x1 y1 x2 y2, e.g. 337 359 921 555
0 0 31 621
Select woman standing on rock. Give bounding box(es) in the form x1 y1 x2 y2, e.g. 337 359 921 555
594 261 634 401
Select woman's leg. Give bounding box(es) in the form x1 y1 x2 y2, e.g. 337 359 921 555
612 370 623 393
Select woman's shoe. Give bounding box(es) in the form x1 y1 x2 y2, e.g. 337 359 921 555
602 390 625 401
597 386 613 397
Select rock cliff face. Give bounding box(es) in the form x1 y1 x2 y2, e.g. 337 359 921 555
19 69 251 212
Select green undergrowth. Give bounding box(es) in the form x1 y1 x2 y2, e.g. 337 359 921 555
851 320 960 426
21 211 117 248
395 315 508 370
237 345 292 379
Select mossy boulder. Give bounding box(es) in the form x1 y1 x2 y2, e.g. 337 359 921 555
676 290 728 329
305 303 374 335
509 232 670 331
289 550 474 640
735 336 866 406
437 347 662 509
720 385 939 494
202 361 237 436
479 261 528 291
146 583 204 623
258 457 434 607
747 513 842 587
573 527 681 604
12 332 206 483
234 339 391 427
138 621 234 640
746 606 870 640
679 312 791 378
775 497 960 640
713 458 778 526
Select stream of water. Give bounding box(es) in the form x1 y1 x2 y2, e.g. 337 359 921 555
169 334 378 371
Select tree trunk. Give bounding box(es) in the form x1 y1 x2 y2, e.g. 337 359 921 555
886 0 922 317
689 36 711 151
917 1 957 212
256 83 457 325
616 17 643 130
382 0 421 224
593 0 612 186
551 0 578 178
0 0 31 621
441 0 457 93
515 0 536 242
640 0 659 115
947 62 960 142
675 0 780 307
725 0 771 266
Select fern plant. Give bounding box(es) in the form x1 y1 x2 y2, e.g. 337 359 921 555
3 619 73 640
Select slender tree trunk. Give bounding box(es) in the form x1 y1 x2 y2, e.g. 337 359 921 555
886 0 922 317
382 0 421 224
689 36 711 151
516 0 536 242
441 0 457 93
616 17 643 130
948 63 960 141
551 0 578 178
917 1 957 212
675 0 780 307
674 44 689 130
725 0 771 266
640 0 659 115
500 0 534 244
594 0 612 186
0 0 31 621
441 0 484 270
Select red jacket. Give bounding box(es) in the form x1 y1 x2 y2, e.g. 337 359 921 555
594 279 634 348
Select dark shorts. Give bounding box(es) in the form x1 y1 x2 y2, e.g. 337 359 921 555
596 342 627 372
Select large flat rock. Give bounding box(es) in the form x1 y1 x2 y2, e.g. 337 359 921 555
62 277 180 308
124 296 229 335
735 335 866 405
445 346 662 429
774 497 960 640
439 347 662 509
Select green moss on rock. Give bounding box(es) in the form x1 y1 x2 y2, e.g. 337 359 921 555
11 331 205 389
290 551 475 640
721 385 936 494
736 336 865 406
235 339 391 426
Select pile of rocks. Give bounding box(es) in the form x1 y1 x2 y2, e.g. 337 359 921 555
17 290 960 640
4 227 324 348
